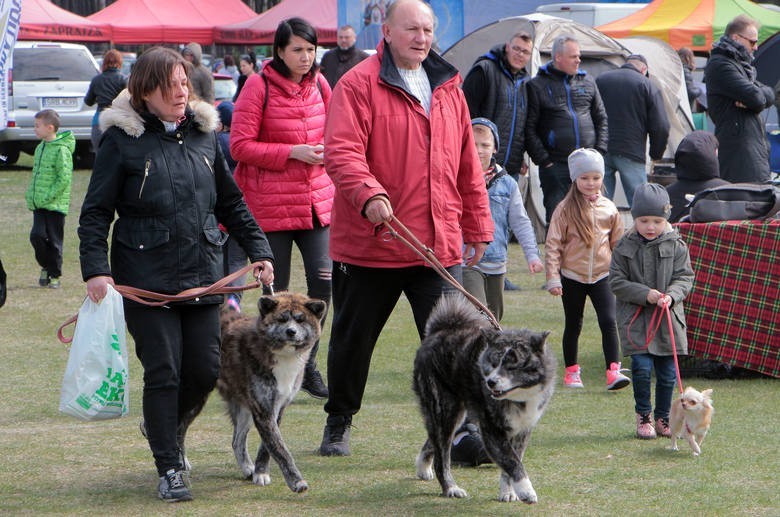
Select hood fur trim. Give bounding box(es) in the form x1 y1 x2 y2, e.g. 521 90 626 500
100 89 219 137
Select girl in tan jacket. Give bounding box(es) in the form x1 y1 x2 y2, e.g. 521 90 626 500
545 148 629 391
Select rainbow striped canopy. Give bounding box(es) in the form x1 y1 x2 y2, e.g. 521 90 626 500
598 0 780 52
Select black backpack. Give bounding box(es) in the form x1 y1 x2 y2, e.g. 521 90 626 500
683 183 780 223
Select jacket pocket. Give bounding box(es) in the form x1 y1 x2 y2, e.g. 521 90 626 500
115 227 170 251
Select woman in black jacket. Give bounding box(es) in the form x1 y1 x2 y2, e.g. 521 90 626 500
79 47 274 503
84 49 127 152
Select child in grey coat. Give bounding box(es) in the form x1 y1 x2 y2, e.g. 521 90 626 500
609 183 694 440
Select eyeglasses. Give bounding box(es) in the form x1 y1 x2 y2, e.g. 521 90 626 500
737 33 758 47
509 45 532 56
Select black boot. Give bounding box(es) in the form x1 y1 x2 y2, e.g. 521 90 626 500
300 342 328 399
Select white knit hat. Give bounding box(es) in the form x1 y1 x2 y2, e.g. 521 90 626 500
568 148 604 181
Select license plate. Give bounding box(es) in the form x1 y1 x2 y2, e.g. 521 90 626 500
42 97 78 108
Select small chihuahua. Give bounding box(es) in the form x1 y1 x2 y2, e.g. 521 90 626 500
669 386 714 456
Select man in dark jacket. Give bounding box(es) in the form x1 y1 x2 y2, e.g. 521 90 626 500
666 131 729 223
704 15 775 183
526 35 608 223
596 54 669 207
462 31 532 179
320 25 370 88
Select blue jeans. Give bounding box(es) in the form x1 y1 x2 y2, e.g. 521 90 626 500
604 153 647 207
630 353 677 420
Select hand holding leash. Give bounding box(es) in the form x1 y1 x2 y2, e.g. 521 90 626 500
254 260 274 287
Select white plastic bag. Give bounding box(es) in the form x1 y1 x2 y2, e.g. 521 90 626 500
59 285 129 420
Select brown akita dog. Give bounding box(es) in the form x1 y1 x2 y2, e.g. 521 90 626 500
181 293 325 493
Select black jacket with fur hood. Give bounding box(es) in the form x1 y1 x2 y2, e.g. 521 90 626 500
79 90 273 303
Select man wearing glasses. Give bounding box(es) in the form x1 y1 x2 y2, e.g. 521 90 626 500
462 31 548 293
462 32 533 183
704 15 775 184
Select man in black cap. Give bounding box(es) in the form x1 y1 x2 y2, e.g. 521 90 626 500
596 54 670 207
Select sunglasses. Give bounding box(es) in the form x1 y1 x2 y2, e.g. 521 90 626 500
737 33 758 46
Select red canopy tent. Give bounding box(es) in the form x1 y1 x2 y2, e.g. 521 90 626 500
20 0 112 42
88 0 257 45
215 0 337 45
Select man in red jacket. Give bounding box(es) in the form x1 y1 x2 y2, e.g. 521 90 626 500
319 0 494 457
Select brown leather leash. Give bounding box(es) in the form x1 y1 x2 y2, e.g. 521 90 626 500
57 262 267 344
382 216 501 330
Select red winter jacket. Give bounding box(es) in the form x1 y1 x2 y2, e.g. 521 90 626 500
231 64 334 232
324 41 493 268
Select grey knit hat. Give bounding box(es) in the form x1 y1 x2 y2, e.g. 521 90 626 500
631 183 672 219
568 148 604 181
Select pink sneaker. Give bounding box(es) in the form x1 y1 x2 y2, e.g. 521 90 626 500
636 413 657 439
606 362 631 391
564 364 584 388
655 418 672 438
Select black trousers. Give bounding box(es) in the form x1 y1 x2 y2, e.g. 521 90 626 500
30 209 65 278
125 303 221 476
324 262 460 417
560 276 620 369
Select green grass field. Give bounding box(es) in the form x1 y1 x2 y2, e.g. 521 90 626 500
0 156 777 516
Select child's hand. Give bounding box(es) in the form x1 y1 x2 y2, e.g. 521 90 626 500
657 294 672 307
646 289 663 305
548 286 562 296
528 259 544 274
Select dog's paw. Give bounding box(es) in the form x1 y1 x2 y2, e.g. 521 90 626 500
692 451 700 457
240 462 254 479
444 486 468 498
415 454 434 481
499 488 519 502
512 478 538 504
290 479 309 493
252 472 272 486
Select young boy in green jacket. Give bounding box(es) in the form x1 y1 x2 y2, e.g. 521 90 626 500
25 109 75 289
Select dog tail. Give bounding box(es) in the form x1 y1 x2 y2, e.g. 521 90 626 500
424 294 488 337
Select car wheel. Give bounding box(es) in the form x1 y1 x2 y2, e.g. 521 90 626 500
0 146 20 166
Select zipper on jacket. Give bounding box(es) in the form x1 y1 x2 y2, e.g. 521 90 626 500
203 155 214 174
138 158 151 199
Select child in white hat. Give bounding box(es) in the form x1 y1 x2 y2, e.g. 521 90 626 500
545 148 630 391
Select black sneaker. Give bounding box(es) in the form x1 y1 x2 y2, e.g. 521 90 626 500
301 369 329 399
158 468 192 502
319 415 352 456
451 423 492 467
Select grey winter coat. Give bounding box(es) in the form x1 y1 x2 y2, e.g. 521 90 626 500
609 226 694 356
79 90 273 304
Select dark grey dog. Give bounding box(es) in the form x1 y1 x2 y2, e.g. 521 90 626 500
413 295 555 503
215 293 325 493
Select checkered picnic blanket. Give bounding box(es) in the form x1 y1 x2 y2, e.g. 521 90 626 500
675 220 780 378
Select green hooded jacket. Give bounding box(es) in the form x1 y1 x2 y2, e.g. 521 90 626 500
25 130 75 215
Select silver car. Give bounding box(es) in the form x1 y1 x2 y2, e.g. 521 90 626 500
1 41 100 168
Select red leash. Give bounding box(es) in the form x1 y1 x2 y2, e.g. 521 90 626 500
627 299 684 394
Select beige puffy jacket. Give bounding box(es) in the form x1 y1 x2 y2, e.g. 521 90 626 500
545 195 624 289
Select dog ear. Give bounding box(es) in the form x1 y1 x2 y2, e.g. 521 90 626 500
701 388 713 401
531 330 550 352
305 299 327 321
258 296 279 316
